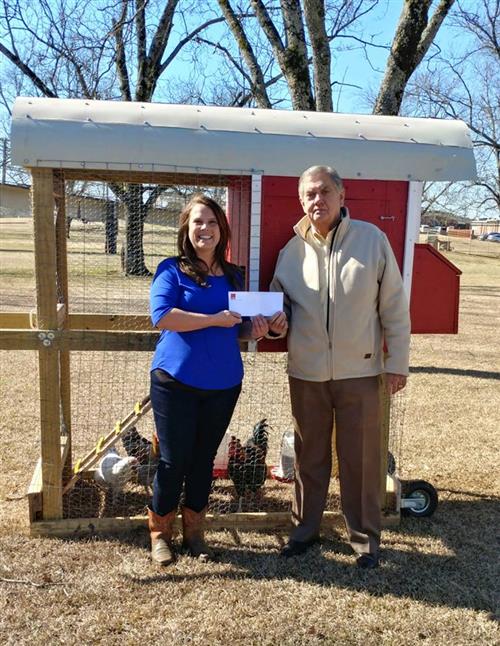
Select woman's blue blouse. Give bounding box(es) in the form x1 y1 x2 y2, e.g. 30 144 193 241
150 258 244 390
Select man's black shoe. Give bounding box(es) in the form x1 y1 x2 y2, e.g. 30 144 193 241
356 553 379 569
280 537 319 558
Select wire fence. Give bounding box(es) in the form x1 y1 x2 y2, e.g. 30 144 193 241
2 173 405 523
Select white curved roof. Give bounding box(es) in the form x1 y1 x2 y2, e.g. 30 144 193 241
11 97 476 181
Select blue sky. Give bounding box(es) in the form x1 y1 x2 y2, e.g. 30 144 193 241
0 1 472 118
1 1 491 218
153 1 474 116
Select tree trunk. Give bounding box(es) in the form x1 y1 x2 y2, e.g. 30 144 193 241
104 201 118 254
303 0 332 112
251 0 315 111
280 0 315 111
374 0 455 116
217 0 272 109
123 186 151 276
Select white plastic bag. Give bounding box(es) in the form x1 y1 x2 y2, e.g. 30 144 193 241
278 429 295 480
214 432 230 471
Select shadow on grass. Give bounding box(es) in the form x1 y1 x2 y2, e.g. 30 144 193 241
460 286 500 296
410 366 500 380
112 495 499 620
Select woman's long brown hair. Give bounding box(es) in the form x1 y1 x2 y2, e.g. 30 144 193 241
177 194 243 289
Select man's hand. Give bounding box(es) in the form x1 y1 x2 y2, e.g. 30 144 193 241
386 373 407 395
250 314 270 339
268 311 288 336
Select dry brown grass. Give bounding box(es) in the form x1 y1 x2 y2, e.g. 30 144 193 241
0 222 499 645
418 232 500 259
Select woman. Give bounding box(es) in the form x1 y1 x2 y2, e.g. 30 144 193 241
148 194 286 565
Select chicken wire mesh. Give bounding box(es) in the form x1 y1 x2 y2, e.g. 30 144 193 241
1 171 406 523
59 351 406 521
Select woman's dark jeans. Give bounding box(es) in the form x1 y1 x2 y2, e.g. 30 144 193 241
150 369 241 515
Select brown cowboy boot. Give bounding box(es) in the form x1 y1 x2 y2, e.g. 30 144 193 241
148 508 176 565
181 506 214 560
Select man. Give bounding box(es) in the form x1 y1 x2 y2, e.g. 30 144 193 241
270 165 410 568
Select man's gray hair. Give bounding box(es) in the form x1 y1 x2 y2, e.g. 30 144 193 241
299 165 344 195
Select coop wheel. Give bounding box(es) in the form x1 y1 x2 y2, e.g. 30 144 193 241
401 480 438 518
387 451 396 475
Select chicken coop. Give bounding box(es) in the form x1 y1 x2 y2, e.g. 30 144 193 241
2 97 476 537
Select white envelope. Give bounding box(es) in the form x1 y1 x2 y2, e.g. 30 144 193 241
228 291 284 317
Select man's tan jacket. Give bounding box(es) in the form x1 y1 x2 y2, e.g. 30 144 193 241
270 208 411 382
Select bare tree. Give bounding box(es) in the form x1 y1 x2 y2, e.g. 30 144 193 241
0 137 29 186
216 0 272 108
406 0 500 214
1 0 466 256
215 0 382 111
0 0 226 274
214 1 456 116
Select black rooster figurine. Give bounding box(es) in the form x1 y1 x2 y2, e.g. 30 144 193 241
228 418 269 511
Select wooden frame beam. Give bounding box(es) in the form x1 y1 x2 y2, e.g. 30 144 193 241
67 314 153 331
30 510 400 538
28 437 71 523
0 312 153 332
54 171 73 477
61 168 242 186
27 458 43 524
0 312 33 328
0 329 158 351
32 168 63 519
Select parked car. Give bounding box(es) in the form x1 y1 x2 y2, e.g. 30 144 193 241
478 232 490 240
486 232 500 242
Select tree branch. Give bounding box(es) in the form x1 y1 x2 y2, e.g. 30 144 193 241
250 0 285 55
136 0 178 101
195 36 252 83
113 0 132 101
415 0 456 68
159 16 228 73
145 185 168 211
456 0 500 59
217 0 272 109
0 43 58 98
373 0 455 115
328 0 379 39
135 0 147 79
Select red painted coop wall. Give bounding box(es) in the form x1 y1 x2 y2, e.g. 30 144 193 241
257 176 409 350
257 177 409 291
227 175 462 342
410 244 461 334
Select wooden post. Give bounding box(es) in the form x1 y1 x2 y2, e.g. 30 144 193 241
54 171 73 479
32 168 63 519
29 509 400 538
227 176 251 271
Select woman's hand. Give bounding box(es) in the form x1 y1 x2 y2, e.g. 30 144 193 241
268 311 288 335
251 315 269 339
212 310 242 328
